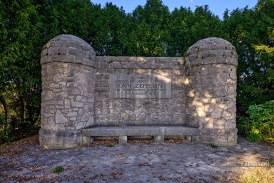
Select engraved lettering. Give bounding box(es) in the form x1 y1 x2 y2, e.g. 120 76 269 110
110 74 171 98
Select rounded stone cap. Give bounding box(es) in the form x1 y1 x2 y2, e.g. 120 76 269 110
41 34 96 66
185 37 238 67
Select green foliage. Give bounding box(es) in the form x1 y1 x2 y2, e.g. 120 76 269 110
52 166 64 173
222 1 274 115
0 0 42 133
94 3 128 55
107 144 114 147
238 101 274 142
0 128 17 145
0 0 273 144
209 144 218 148
128 0 171 56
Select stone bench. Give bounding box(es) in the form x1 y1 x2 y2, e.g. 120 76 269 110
81 126 199 144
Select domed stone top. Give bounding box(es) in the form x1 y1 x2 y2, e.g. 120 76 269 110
40 34 96 66
185 37 238 67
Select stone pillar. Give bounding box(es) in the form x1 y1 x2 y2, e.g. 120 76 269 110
185 38 238 146
39 35 96 149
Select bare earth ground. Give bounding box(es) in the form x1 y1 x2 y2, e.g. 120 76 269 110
0 135 273 183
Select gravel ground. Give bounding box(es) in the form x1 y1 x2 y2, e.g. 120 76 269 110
0 135 273 183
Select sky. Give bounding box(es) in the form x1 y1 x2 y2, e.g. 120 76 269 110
91 0 258 19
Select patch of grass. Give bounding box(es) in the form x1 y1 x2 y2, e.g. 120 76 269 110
106 144 114 147
0 142 11 147
52 166 64 173
77 143 89 147
209 144 218 148
213 175 231 182
0 150 5 155
13 150 20 155
0 126 39 146
238 167 274 183
269 159 274 166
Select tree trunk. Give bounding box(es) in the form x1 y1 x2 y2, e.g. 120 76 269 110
0 94 8 130
19 95 25 128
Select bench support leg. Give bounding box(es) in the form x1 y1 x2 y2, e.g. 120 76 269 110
119 136 127 144
154 135 164 143
186 135 192 141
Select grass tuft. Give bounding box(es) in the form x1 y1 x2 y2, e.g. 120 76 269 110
52 166 64 173
209 144 218 148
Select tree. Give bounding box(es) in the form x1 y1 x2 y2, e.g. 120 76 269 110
127 0 171 56
34 0 95 43
168 7 193 56
220 0 274 117
91 2 128 56
0 0 42 130
190 5 222 41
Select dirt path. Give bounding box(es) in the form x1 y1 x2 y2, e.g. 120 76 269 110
0 136 273 183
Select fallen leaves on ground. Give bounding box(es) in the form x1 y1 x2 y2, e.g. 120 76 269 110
0 135 39 156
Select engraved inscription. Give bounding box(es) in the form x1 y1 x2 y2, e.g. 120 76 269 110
110 74 171 98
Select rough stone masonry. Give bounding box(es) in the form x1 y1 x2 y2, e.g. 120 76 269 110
39 34 238 149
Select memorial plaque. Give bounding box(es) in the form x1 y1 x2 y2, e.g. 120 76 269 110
109 74 171 98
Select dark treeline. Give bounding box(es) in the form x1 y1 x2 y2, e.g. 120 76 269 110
0 0 273 143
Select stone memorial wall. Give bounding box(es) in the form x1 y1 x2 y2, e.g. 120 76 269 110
39 34 238 149
94 56 186 127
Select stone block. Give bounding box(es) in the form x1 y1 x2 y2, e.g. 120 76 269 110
55 110 68 123
211 109 222 119
110 62 121 69
66 112 78 117
71 101 84 108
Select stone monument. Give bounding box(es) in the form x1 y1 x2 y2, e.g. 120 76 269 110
39 34 238 149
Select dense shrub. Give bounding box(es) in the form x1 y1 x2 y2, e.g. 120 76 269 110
0 128 17 145
238 100 274 142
